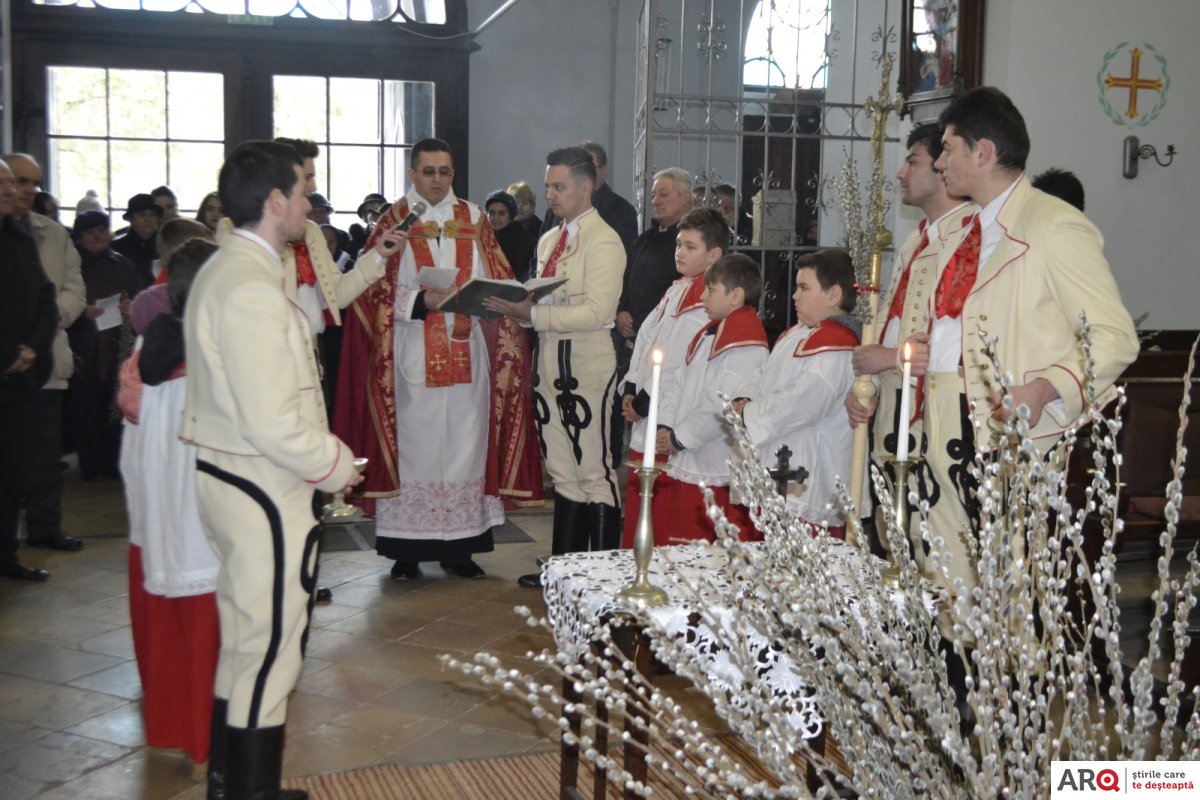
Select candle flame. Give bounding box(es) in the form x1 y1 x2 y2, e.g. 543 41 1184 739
652 349 664 365
903 341 911 361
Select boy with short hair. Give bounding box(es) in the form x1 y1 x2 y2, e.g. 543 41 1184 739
619 207 727 546
733 249 859 537
653 254 768 543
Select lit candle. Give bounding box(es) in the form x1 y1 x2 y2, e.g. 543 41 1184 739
896 341 912 463
642 349 664 469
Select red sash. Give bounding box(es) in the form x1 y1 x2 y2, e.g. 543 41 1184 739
886 220 929 325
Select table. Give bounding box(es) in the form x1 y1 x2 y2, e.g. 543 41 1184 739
542 540 903 798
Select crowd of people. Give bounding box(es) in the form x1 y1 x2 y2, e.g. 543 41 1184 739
0 85 1139 800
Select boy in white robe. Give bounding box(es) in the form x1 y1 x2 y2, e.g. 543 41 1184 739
733 249 859 536
619 207 727 546
654 254 768 543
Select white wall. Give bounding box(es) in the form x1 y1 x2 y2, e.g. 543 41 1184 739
466 0 635 216
982 0 1197 330
466 0 1196 330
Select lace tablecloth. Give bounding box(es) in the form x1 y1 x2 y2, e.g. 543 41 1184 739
543 541 884 738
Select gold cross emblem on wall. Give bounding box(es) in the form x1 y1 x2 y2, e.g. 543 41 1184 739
1105 48 1163 119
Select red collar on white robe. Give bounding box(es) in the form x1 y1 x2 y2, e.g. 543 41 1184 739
673 275 706 317
787 317 860 358
686 305 768 364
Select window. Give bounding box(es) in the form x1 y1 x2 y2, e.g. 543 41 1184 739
47 66 225 226
31 0 446 24
743 0 831 91
273 75 434 230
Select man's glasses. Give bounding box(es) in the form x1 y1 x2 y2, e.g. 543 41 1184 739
419 167 454 178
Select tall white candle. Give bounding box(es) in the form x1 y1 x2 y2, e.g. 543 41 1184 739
896 341 912 463
642 349 664 468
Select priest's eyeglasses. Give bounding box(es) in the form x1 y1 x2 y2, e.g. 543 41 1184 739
419 167 454 178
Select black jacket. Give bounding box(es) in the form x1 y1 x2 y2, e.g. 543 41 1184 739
0 215 57 399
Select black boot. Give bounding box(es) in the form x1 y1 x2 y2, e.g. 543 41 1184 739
207 698 227 800
224 724 308 800
518 493 589 588
587 502 621 551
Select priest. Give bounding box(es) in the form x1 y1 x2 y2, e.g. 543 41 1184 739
334 138 541 581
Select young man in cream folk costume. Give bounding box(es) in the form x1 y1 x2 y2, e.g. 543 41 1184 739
845 122 978 578
485 146 627 589
875 89 1137 638
182 141 362 800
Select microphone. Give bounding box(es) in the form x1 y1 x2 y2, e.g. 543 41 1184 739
396 201 427 232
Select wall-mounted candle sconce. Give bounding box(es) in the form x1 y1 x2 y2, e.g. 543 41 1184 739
1123 135 1177 179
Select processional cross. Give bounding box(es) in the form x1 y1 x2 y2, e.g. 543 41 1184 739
848 55 906 529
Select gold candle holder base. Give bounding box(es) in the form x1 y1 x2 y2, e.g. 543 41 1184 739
616 463 669 608
881 456 921 587
323 457 370 520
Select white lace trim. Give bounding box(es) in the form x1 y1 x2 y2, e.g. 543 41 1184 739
375 477 504 540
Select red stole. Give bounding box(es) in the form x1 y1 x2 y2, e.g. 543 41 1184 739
685 306 768 364
332 200 544 510
399 200 476 388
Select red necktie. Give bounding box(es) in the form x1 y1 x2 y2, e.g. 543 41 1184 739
540 226 569 278
291 242 318 287
886 220 930 325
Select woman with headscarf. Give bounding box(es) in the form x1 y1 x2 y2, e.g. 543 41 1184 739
485 190 536 283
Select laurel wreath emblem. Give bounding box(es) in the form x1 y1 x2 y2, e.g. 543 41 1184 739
1097 42 1169 128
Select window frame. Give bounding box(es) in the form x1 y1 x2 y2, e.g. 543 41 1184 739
10 1 473 205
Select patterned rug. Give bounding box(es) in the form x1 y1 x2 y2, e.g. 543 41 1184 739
285 736 848 798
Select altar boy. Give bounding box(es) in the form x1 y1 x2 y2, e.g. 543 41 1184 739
654 254 768 543
619 207 727 546
733 249 859 537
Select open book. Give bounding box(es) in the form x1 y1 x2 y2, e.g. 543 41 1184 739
435 275 568 318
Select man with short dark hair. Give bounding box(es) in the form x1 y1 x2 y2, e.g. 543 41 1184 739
1031 167 1085 211
182 140 362 800
335 137 541 582
3 153 87 553
542 141 638 254
933 87 1136 455
486 146 627 588
899 88 1137 639
1 156 68 583
845 122 978 557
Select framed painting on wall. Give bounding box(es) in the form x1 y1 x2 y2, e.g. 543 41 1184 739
898 0 985 121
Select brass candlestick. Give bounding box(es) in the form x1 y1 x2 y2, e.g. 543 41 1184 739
616 464 669 607
880 456 917 588
324 457 369 520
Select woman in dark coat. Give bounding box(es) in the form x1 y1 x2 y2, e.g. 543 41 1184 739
66 211 143 480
